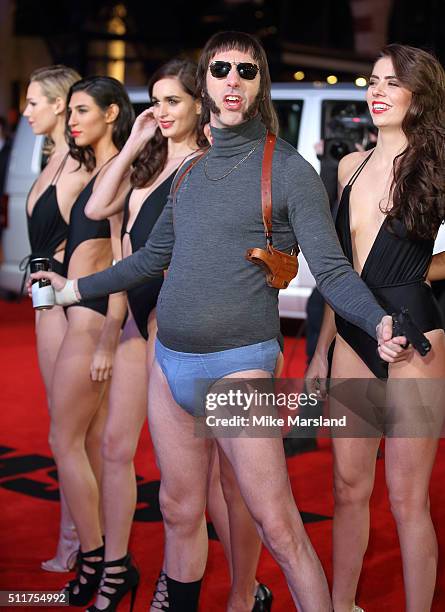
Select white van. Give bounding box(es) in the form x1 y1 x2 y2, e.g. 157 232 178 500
3 84 443 315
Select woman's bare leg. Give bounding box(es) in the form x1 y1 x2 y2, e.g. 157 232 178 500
385 436 438 612
384 330 445 612
100 316 148 560
89 316 149 609
329 335 381 612
331 436 380 612
50 307 108 553
35 307 80 571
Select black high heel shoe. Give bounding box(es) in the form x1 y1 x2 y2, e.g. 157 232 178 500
150 570 169 610
63 544 104 607
87 554 139 612
253 583 273 611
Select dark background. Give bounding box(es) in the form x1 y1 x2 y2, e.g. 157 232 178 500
12 0 445 79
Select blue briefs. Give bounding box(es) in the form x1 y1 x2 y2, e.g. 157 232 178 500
155 337 280 417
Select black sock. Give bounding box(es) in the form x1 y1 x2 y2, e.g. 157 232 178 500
166 575 202 612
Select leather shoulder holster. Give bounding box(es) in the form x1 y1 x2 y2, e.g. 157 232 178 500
245 132 299 289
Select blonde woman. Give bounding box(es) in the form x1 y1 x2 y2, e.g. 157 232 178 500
23 65 89 572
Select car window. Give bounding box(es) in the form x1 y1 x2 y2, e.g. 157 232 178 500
272 100 303 148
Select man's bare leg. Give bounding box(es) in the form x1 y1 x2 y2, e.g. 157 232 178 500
215 369 332 612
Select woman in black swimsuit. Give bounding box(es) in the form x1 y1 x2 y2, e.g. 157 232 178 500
307 45 445 612
23 65 89 573
50 77 133 606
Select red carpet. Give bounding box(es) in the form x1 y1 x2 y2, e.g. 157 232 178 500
1 298 444 611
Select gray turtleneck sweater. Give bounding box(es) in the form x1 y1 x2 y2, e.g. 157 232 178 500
79 116 386 352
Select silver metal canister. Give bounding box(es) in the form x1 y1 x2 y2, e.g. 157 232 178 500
30 257 55 310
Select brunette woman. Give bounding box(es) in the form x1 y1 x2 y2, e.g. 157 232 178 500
51 76 133 606
78 59 203 612
23 65 87 572
307 45 445 612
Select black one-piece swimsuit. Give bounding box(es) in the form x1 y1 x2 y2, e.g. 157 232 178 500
121 173 174 339
26 153 69 276
335 152 444 378
63 174 110 316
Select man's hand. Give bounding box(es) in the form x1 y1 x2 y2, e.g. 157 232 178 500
29 271 80 306
376 315 413 363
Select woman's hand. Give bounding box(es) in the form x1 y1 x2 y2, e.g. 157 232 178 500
90 346 114 382
305 351 329 399
127 109 158 154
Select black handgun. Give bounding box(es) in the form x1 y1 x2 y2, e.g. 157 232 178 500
392 307 432 356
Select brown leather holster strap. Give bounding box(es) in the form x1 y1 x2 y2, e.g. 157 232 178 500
172 132 276 236
262 132 276 244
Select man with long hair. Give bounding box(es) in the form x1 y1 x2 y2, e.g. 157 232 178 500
32 32 405 611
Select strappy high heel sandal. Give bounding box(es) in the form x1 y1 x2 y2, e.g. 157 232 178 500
63 544 104 606
87 554 139 612
150 570 169 610
41 525 79 573
253 583 273 611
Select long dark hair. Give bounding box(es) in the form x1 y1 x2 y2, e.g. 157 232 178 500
66 76 134 171
378 44 445 239
196 31 279 135
131 59 208 188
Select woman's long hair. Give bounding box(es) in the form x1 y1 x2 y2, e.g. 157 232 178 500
30 65 81 155
196 31 279 135
379 44 445 240
131 59 208 188
66 76 134 171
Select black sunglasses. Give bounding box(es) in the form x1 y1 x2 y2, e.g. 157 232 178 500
209 61 260 81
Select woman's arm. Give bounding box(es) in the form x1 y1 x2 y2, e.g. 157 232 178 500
427 251 445 282
305 304 336 396
90 214 127 381
85 109 158 220
305 153 360 389
29 191 175 302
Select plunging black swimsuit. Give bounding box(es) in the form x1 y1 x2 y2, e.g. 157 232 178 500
26 153 69 275
63 173 110 316
335 152 444 378
121 173 173 339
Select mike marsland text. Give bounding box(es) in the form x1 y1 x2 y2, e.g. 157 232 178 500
205 415 347 427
